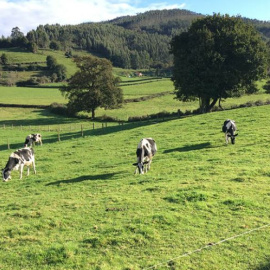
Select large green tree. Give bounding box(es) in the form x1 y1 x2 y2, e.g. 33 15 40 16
170 14 269 112
61 56 123 118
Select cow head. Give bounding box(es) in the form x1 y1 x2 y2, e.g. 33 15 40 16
2 168 11 181
227 133 238 144
33 134 39 142
132 161 149 174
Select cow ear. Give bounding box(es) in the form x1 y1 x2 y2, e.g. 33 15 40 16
132 163 138 166
227 134 231 137
143 161 149 164
234 133 238 137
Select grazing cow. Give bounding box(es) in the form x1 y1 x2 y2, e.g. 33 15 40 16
133 138 157 174
24 133 42 147
2 147 36 181
222 119 238 144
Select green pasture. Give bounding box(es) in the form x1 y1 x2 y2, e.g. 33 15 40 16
0 48 150 82
0 86 65 105
1 78 269 121
0 105 270 269
0 48 87 79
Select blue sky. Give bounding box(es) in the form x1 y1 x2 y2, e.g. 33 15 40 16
0 0 269 37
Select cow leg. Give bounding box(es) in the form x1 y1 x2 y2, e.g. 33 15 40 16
27 166 30 176
33 159 36 174
148 159 152 171
19 165 24 179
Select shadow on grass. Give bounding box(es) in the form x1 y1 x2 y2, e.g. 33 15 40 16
163 142 212 153
46 173 118 186
255 262 270 270
0 117 165 151
0 109 77 126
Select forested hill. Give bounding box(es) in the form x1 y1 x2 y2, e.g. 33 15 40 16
105 9 202 35
1 9 270 70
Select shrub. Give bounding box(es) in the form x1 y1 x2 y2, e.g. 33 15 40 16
49 103 68 116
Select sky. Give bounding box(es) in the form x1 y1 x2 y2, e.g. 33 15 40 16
0 0 269 37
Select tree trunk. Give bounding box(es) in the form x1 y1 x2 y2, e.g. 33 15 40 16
218 98 224 110
199 97 218 113
199 97 210 113
91 108 95 119
209 98 218 111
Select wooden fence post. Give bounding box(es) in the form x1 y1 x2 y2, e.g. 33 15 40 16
81 125 83 137
7 139 10 149
58 129 61 142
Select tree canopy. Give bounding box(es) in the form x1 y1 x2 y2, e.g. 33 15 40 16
170 14 269 112
61 56 123 119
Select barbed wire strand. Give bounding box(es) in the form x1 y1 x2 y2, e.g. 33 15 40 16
143 223 270 270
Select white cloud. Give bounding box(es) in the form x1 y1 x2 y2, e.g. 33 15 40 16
0 0 186 37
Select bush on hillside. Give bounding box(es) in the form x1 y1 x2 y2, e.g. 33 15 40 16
49 102 68 116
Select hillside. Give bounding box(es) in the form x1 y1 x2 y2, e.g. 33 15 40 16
1 9 269 70
105 9 202 35
1 104 270 269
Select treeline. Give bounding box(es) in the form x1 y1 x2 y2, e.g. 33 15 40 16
1 9 270 69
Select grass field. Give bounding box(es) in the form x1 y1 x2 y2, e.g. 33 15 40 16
0 78 269 121
1 49 270 269
0 104 270 269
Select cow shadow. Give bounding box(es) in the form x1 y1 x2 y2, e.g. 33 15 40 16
45 173 118 186
255 261 270 270
163 142 212 153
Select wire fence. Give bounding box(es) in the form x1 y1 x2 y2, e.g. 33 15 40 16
143 223 270 269
1 121 125 150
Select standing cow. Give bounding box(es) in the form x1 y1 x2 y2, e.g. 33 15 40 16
2 147 36 181
222 119 238 144
133 138 157 174
24 133 42 147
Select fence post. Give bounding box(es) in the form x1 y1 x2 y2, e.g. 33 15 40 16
7 139 10 149
58 129 61 142
81 125 83 137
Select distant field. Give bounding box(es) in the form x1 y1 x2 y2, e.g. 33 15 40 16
0 105 270 269
0 86 65 105
0 48 86 79
1 79 270 121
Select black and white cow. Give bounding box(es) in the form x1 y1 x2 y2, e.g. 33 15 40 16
24 133 42 147
222 119 238 144
133 138 157 174
2 147 36 181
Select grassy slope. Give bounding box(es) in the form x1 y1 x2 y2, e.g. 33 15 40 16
0 48 86 79
0 78 269 121
0 105 270 269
